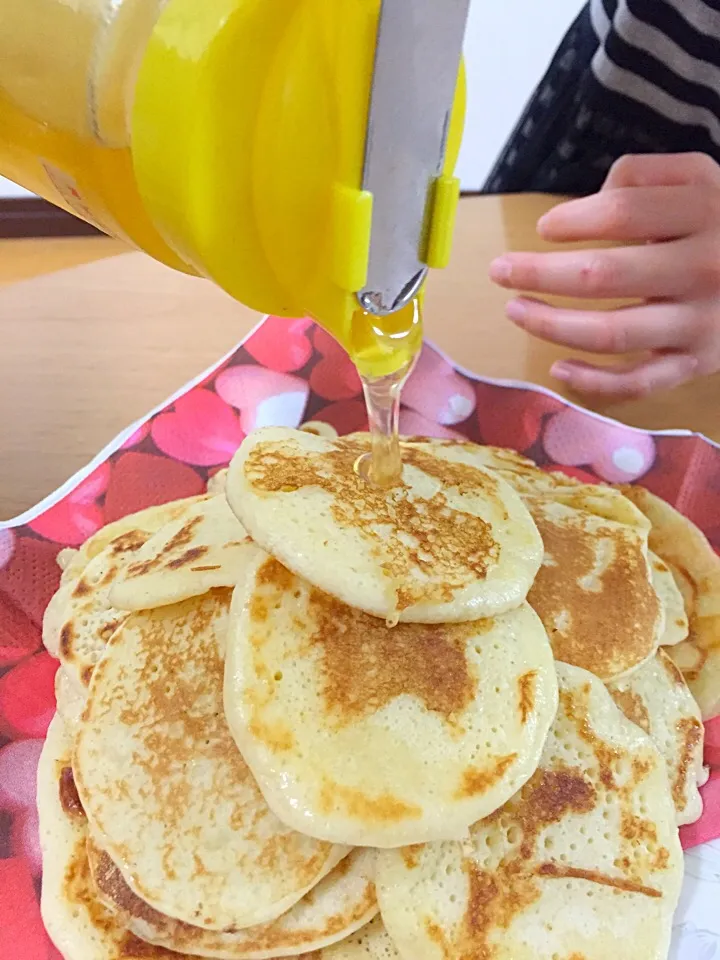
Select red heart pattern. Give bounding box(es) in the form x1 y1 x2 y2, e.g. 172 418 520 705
103 452 205 522
215 366 309 433
309 327 363 401
705 716 720 770
403 345 476 426
476 382 565 451
2 315 720 959
0 739 44 810
244 316 313 372
29 462 110 546
151 389 245 466
0 653 58 739
543 408 656 483
0 859 54 958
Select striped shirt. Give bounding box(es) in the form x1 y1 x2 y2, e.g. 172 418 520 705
484 0 720 194
591 0 720 148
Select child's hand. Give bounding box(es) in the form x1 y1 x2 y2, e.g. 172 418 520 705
490 153 720 398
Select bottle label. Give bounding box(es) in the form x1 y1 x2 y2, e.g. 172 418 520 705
40 161 114 236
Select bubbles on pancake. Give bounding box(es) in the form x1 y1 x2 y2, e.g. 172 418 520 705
376 665 683 960
74 589 342 932
38 436 706 960
608 650 705 825
243 435 501 613
227 546 558 847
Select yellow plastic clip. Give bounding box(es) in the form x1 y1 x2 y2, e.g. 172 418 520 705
425 175 461 270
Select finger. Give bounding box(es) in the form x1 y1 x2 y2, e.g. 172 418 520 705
505 297 697 354
490 241 696 300
550 353 699 399
537 186 714 243
604 152 720 190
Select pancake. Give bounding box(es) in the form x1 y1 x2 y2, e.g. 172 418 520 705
109 495 251 612
648 552 689 648
375 662 684 960
620 485 720 720
43 496 207 659
538 484 651 534
56 528 154 693
88 839 377 959
399 437 583 498
57 546 79 571
300 421 340 439
41 714 366 960
224 546 558 848
226 428 543 624
524 497 662 681
54 666 86 734
39 712 180 960
608 649 705 826
60 496 210 587
74 589 345 931
207 469 229 495
43 582 74 659
525 483 686 647
319 917 400 959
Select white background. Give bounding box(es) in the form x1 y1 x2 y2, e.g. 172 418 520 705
0 0 584 199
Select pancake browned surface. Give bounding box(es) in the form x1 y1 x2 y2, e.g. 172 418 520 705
55 529 152 693
43 496 207 665
620 485 720 720
376 663 683 960
524 497 661 681
39 716 386 960
609 649 705 826
64 496 212 584
39 713 185 960
532 482 652 532
399 437 582 498
89 838 377 960
74 590 344 932
226 428 543 623
109 496 250 613
225 545 558 848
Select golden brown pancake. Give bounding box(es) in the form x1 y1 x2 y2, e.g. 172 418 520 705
40 714 362 960
376 663 684 960
74 590 345 932
108 495 251 612
608 649 705 826
225 545 558 848
525 497 662 681
648 552 689 647
226 428 543 624
42 496 208 664
55 528 152 693
398 437 582 497
620 485 720 720
88 838 377 959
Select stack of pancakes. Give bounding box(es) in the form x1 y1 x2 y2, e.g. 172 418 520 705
38 426 718 960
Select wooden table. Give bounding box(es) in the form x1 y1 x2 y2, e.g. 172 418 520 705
1 194 718 520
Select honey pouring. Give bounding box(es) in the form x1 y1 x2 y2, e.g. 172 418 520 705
0 0 471 485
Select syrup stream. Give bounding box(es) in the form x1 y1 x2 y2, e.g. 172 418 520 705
357 361 414 489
